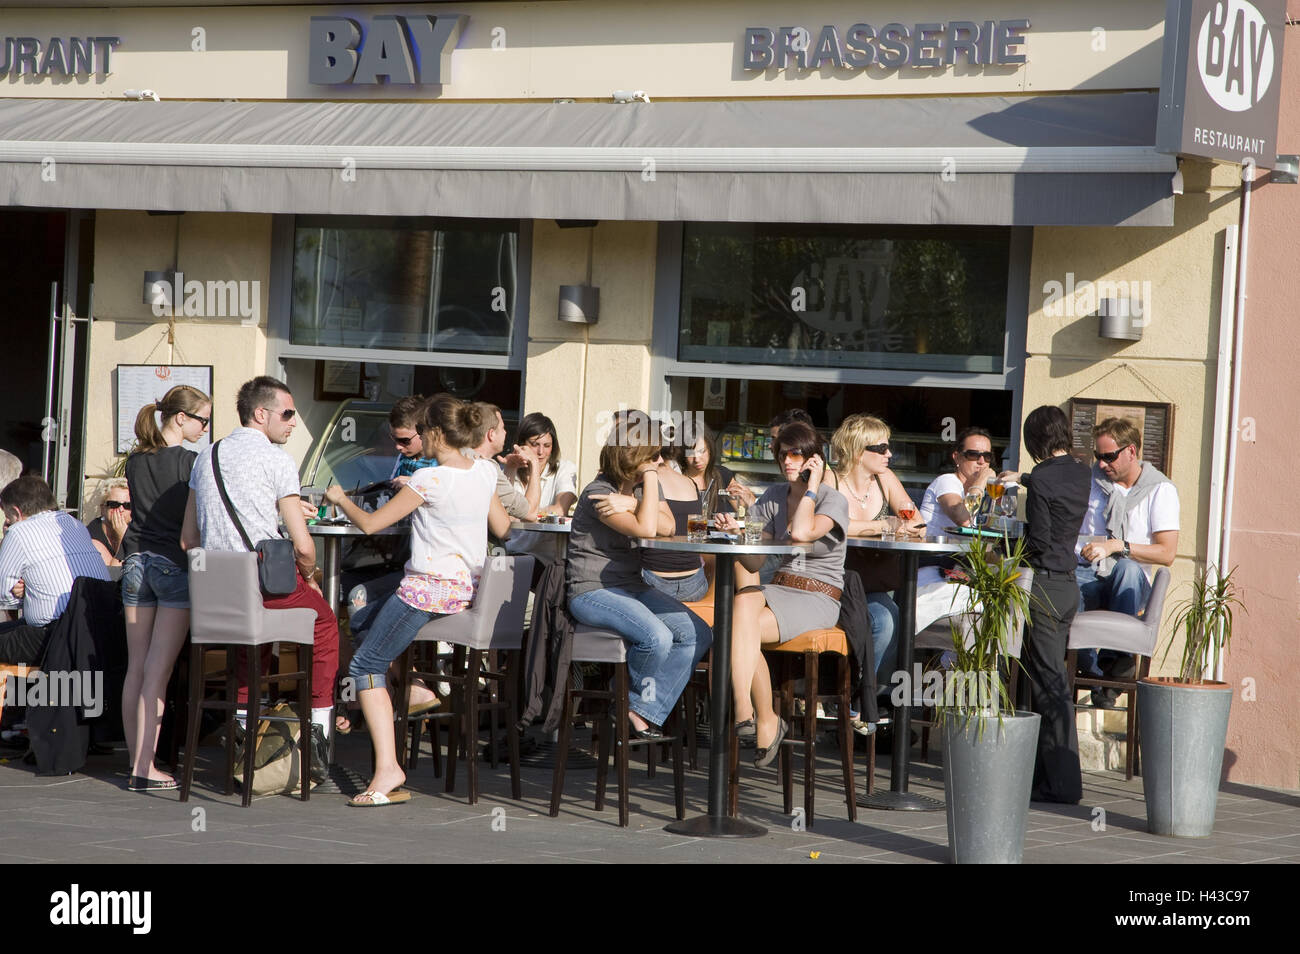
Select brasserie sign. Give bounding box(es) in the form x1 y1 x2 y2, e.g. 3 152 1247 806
743 19 1029 70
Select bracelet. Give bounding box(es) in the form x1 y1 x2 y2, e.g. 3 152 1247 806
803 490 818 502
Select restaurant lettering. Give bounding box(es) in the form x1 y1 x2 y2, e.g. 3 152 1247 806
309 14 467 85
742 20 1029 71
0 35 119 77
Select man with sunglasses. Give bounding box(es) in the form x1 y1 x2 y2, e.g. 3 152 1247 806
183 376 340 776
919 426 998 538
388 394 437 488
1074 417 1179 705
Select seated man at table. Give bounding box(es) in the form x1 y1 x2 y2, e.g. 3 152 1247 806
0 476 111 663
1075 417 1178 706
388 394 438 488
468 402 533 521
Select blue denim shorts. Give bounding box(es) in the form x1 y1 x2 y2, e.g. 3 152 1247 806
121 553 190 609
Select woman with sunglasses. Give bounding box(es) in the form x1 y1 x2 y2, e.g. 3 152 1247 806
718 421 849 767
120 384 212 790
87 479 132 567
918 426 997 538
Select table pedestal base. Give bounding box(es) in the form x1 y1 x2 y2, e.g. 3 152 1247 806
665 814 766 837
857 790 944 812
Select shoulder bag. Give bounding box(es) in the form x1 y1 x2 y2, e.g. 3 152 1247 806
211 440 299 597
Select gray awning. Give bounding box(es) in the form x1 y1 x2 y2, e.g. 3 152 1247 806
0 93 1174 226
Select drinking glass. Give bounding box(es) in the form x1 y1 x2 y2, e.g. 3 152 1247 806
964 489 984 527
881 515 901 541
743 515 764 544
687 514 709 542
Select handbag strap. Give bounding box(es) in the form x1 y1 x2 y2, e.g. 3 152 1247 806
211 440 256 553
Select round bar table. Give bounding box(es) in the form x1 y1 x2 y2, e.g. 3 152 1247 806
848 533 964 812
305 522 409 614
635 534 808 838
506 519 572 564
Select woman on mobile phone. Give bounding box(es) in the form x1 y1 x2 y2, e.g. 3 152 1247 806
324 395 512 807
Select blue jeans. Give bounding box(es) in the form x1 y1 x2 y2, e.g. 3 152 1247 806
1075 558 1152 677
641 567 709 603
121 553 190 609
568 586 712 727
348 594 445 691
866 592 900 690
347 571 403 637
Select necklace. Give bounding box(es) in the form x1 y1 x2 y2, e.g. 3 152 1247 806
841 472 874 512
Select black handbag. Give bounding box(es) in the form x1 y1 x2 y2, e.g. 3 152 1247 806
211 441 299 597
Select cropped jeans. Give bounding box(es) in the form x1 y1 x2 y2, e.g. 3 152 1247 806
568 585 712 728
348 593 445 692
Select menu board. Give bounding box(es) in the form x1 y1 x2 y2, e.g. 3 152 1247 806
116 365 214 454
1069 398 1174 476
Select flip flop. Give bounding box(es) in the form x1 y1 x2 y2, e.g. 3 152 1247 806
128 775 178 791
406 698 441 718
347 789 412 808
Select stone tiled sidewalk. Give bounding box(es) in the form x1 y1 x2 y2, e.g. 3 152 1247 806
1 730 1296 864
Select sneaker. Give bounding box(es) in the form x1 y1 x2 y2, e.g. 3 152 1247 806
850 717 877 737
348 584 368 610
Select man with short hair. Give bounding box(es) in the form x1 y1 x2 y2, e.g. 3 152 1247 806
181 375 339 775
0 476 110 661
388 394 437 488
1076 417 1179 705
469 402 534 520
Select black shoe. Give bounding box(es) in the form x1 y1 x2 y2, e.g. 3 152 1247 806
308 725 330 784
629 719 664 741
1091 689 1120 709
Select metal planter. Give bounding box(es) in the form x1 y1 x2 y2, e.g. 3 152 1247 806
1138 677 1232 837
942 710 1041 864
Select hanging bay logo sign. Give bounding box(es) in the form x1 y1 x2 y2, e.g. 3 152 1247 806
1156 0 1285 166
309 14 467 85
742 19 1029 70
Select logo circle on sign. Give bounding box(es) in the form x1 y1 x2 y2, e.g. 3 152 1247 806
155 367 172 380
1197 0 1274 113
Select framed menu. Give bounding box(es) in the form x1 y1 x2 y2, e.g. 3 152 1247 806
1068 398 1174 476
116 365 213 454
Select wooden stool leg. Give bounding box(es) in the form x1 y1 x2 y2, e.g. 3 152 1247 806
780 657 794 815
180 644 205 803
506 650 521 801
242 649 261 808
393 646 414 771
223 652 237 796
595 693 612 812
616 664 630 828
805 650 818 826
487 650 499 770
466 649 482 804
549 667 576 817
671 701 685 820
837 655 856 822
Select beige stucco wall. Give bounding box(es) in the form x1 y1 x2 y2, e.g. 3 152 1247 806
3 0 1163 102
1023 158 1240 663
82 210 274 510
523 220 658 483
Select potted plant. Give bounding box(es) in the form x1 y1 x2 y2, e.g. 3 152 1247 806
1139 565 1243 837
937 534 1040 864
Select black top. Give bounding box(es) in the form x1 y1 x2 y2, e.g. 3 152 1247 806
1023 454 1091 573
642 497 704 573
86 517 123 561
121 444 198 568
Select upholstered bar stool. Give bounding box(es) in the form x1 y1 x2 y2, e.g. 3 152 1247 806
180 551 316 807
1067 567 1170 779
549 624 686 827
394 555 534 804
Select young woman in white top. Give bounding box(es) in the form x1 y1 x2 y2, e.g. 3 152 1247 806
325 395 512 806
503 413 578 567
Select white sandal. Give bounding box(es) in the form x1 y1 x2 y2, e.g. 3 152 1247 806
347 789 411 807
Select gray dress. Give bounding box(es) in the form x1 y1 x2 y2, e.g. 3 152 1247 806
751 484 850 642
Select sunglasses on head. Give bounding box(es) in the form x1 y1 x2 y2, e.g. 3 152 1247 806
960 449 997 462
106 501 132 511
1094 445 1132 464
263 407 296 422
864 442 890 455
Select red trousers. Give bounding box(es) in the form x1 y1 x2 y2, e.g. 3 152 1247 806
234 576 339 710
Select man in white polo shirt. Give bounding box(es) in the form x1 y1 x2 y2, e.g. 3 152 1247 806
0 476 111 662
181 376 339 777
1076 416 1179 706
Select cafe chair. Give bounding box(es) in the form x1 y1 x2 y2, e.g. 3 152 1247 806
180 552 316 807
1066 567 1170 780
549 624 686 827
728 626 863 827
394 555 534 805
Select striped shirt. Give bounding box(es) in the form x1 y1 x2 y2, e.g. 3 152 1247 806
0 510 111 626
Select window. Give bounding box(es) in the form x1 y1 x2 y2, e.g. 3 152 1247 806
291 217 519 356
678 224 1010 374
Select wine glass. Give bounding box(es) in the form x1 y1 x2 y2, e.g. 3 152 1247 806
998 485 1017 521
964 489 984 527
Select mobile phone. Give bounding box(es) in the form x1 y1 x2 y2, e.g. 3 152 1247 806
799 468 811 482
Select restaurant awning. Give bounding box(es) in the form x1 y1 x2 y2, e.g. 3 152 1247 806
0 92 1175 226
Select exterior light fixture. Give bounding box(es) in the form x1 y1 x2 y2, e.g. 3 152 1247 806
1097 297 1143 341
559 285 599 324
143 270 176 307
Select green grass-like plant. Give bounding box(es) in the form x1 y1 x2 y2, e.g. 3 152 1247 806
1163 565 1244 684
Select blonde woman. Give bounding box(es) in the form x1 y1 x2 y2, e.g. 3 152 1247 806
120 385 212 790
831 415 924 726
87 478 132 566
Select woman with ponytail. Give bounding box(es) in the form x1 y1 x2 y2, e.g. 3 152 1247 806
120 385 212 790
324 394 513 806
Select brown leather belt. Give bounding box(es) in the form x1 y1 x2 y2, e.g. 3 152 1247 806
771 572 841 602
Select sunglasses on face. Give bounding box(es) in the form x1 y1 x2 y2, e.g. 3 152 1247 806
1094 445 1132 464
186 412 210 429
780 450 806 461
960 449 997 462
392 434 416 447
263 407 296 422
864 443 890 455
106 501 132 511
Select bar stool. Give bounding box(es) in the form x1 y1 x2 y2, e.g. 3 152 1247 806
394 555 534 804
549 624 686 827
728 626 865 826
180 551 316 807
1067 567 1170 780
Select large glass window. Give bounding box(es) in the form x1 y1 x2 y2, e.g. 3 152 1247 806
679 224 1010 373
291 217 519 355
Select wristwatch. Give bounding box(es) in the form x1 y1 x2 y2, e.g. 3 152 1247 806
1121 540 1131 559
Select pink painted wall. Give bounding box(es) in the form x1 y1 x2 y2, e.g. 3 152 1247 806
1221 9 1300 791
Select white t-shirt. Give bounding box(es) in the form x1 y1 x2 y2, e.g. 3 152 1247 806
1078 474 1180 547
405 459 498 582
508 459 578 512
505 458 578 560
920 472 965 538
